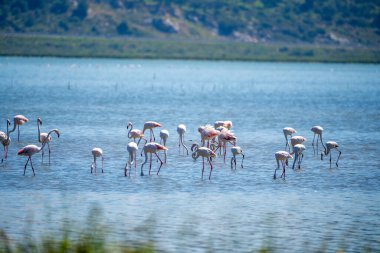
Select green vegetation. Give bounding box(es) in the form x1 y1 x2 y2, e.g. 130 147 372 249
0 0 379 61
1 34 380 63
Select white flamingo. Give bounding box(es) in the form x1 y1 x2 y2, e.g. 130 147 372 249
91 148 104 174
213 129 237 163
8 115 29 142
214 120 233 130
127 122 147 145
198 124 219 148
311 126 326 154
17 129 60 176
283 127 296 152
231 146 244 169
142 121 162 142
291 144 306 170
274 151 293 179
321 141 341 168
140 142 168 176
159 129 169 163
191 143 217 180
177 124 189 155
125 142 138 177
0 119 11 163
37 117 58 164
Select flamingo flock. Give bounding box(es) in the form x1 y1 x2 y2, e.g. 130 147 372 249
0 115 342 180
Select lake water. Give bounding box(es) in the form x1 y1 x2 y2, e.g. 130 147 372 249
0 57 379 252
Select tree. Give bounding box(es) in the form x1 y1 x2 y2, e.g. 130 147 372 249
117 21 130 35
72 0 88 20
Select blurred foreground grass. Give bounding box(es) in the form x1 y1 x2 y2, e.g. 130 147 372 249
1 34 380 63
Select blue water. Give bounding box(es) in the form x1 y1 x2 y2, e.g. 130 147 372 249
0 57 379 252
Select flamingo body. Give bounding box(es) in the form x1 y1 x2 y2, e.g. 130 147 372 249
143 121 162 142
191 143 216 180
159 129 169 163
231 146 244 169
214 120 233 130
321 141 341 168
125 142 138 176
141 142 168 176
9 115 29 142
127 122 146 145
311 125 326 154
91 148 104 174
177 124 189 155
274 151 293 179
283 127 296 151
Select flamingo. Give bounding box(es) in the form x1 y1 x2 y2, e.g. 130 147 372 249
291 144 306 170
283 127 296 152
311 126 326 154
290 136 307 152
17 129 60 176
142 121 162 142
127 122 147 145
231 146 244 169
177 124 189 155
198 124 219 148
191 143 216 180
8 115 29 142
125 142 138 177
214 129 237 163
37 117 58 164
214 120 233 130
140 142 168 176
274 151 293 179
159 129 169 163
321 141 341 168
91 148 104 174
0 119 11 163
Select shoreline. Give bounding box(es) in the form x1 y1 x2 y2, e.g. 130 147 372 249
1 34 380 63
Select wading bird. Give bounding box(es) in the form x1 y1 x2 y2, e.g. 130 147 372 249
290 136 307 152
177 124 189 155
214 120 233 130
231 146 244 169
9 115 29 142
191 143 216 180
140 142 167 176
91 148 104 174
143 121 162 142
291 144 306 170
198 125 219 148
125 142 138 177
283 127 296 152
17 129 60 176
321 141 341 168
215 129 237 163
311 126 326 154
274 151 293 179
127 122 147 145
0 119 11 163
37 118 58 164
159 129 169 163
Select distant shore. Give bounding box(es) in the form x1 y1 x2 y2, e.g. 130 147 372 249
1 34 379 63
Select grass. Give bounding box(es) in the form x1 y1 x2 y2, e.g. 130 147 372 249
1 34 380 63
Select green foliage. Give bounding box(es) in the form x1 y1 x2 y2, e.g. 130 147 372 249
117 21 130 35
72 0 88 20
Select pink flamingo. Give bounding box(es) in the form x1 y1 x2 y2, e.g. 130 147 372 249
140 142 168 176
231 146 244 169
291 144 306 170
177 124 189 155
159 129 169 163
198 125 219 148
37 118 58 164
8 115 29 142
290 136 307 152
214 120 233 130
143 121 162 142
274 151 293 179
311 126 326 154
321 141 341 168
91 148 104 174
283 127 296 152
17 129 60 176
125 142 138 177
127 122 147 145
213 129 237 163
191 143 217 180
0 119 11 163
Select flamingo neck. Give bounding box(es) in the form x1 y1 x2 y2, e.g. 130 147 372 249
37 121 41 142
8 120 17 134
127 124 133 138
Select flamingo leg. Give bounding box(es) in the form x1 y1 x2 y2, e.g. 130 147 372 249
223 143 227 163
48 142 51 164
5 145 8 160
30 157 35 176
292 154 297 170
280 160 286 178
101 156 104 173
336 149 341 167
134 152 137 176
141 151 148 176
124 159 128 177
24 157 30 175
208 157 213 180
231 156 234 169
41 148 44 164
17 125 20 142
241 154 244 168
149 153 152 175
312 134 316 155
156 153 164 175
329 152 332 168
202 157 205 180
274 159 279 179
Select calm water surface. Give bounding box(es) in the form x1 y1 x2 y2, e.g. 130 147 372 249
0 57 379 252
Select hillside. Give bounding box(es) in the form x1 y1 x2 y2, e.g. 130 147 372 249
1 0 380 47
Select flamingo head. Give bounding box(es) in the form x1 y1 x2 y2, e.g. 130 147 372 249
156 144 168 151
191 143 199 152
18 148 28 156
127 122 132 129
37 118 42 125
7 119 10 126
